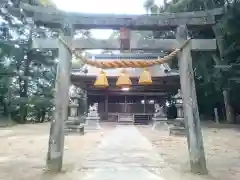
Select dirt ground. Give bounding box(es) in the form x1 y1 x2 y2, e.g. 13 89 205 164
1 122 240 180
138 123 240 180
0 123 113 180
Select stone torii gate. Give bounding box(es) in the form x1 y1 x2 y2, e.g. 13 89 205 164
11 3 223 174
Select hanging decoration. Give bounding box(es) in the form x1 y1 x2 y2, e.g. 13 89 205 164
116 69 132 88
138 68 152 85
58 36 190 70
58 37 191 89
94 70 109 88
85 49 179 69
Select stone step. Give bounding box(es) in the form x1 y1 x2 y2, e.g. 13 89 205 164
117 121 134 125
152 117 168 121
65 121 80 126
152 121 168 130
65 125 84 135
169 126 186 136
65 124 83 128
68 104 78 108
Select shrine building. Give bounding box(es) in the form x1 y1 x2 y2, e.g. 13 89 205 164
71 53 180 124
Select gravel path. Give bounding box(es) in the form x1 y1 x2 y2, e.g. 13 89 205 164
81 125 165 180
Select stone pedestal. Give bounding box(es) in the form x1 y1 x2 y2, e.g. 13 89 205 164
152 104 168 130
65 116 84 135
152 116 168 130
85 103 101 130
169 89 186 136
85 116 101 130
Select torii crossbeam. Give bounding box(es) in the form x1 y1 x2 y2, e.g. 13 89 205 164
7 3 223 30
32 38 216 51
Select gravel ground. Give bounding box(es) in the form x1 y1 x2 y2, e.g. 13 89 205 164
138 123 240 180
0 123 112 180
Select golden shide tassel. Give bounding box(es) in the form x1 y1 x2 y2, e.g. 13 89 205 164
116 69 132 88
94 70 109 88
138 68 152 85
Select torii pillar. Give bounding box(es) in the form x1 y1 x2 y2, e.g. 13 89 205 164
46 23 73 172
177 25 207 174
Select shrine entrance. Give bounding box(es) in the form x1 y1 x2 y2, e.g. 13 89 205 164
74 74 179 124
88 94 156 124
10 1 224 173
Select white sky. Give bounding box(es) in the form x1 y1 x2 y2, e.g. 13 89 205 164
52 0 163 39
52 0 163 14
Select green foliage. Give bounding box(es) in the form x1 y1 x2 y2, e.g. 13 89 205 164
0 2 89 123
143 0 240 119
0 5 57 123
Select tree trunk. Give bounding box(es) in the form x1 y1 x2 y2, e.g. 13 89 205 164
19 54 31 124
212 22 235 123
163 0 167 8
40 110 46 123
18 24 33 123
222 89 234 123
20 101 28 123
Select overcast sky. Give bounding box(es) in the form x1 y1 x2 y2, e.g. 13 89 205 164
52 0 164 39
52 0 163 14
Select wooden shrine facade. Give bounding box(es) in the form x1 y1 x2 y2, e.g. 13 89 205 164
71 71 180 122
69 51 180 123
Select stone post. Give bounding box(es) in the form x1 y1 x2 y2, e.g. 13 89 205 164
82 90 88 121
104 93 108 120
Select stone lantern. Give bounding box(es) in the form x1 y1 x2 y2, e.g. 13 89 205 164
175 89 184 126
65 85 84 134
169 89 186 136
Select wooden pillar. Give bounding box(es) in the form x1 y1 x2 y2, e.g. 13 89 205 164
120 27 130 51
46 23 73 172
124 95 127 113
105 93 108 119
83 90 88 116
176 25 207 174
143 95 146 113
214 107 220 124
